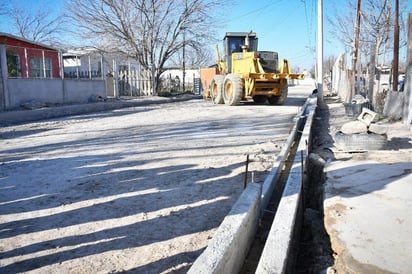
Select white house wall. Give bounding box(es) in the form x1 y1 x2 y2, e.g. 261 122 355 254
160 69 200 83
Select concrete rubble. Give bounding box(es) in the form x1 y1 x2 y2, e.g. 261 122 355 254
334 107 388 151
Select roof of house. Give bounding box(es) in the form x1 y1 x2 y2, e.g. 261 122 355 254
0 32 59 51
62 48 99 58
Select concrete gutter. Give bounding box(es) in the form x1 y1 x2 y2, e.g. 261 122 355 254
260 95 313 214
256 96 317 273
188 96 318 273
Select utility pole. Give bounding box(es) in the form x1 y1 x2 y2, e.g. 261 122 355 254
317 0 323 102
183 30 186 93
182 0 187 93
351 0 362 99
392 0 399 91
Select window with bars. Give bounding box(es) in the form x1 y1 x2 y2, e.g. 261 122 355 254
30 57 52 78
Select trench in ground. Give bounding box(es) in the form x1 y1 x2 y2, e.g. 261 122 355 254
295 101 335 272
238 101 336 273
239 115 305 273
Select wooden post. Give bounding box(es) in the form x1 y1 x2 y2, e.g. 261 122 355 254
351 0 362 99
316 0 324 102
404 13 412 126
392 0 399 91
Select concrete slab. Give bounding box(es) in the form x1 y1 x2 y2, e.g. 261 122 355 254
324 160 412 273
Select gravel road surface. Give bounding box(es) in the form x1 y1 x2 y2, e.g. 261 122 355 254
0 85 312 273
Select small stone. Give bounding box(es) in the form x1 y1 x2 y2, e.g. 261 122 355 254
341 121 368 134
368 123 388 135
21 99 46 109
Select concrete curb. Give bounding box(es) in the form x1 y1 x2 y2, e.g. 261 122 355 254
0 95 201 126
188 96 318 273
256 96 317 273
187 183 261 274
260 96 313 214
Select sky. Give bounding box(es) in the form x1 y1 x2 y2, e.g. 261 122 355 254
220 0 317 68
216 0 321 70
216 0 412 70
1 0 412 71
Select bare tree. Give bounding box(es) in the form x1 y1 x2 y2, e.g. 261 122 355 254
65 0 225 94
328 0 408 105
327 1 357 48
358 0 391 103
168 45 214 68
328 0 408 66
5 1 67 46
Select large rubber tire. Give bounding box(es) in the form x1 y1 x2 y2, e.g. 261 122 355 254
223 74 243 106
268 80 288 105
210 75 225 104
334 131 387 151
253 95 267 104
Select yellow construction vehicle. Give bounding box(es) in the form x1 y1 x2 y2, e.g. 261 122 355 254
203 32 304 105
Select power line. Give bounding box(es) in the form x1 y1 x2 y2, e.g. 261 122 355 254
302 0 316 52
221 0 284 24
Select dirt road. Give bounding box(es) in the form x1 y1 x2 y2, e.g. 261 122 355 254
0 86 312 273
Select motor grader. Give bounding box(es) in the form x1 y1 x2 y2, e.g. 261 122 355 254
204 32 304 106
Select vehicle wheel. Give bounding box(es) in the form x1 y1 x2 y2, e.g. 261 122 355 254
253 95 267 104
223 74 243 106
210 75 225 104
268 80 288 105
333 131 387 151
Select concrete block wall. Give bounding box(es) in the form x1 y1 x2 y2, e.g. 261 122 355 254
8 79 64 106
4 78 106 109
63 79 106 103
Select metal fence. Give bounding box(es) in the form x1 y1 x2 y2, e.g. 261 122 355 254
4 44 202 97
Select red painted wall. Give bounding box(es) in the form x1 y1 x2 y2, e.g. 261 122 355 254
0 35 60 78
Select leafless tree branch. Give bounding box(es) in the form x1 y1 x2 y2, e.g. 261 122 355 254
5 1 67 46
65 0 225 93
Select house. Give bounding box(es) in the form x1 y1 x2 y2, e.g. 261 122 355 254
160 67 201 93
62 48 151 96
63 48 103 79
0 33 106 110
0 32 61 78
62 48 142 79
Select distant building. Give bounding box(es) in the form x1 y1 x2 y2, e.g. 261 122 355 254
0 32 61 78
160 68 200 92
62 48 143 78
63 48 104 79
